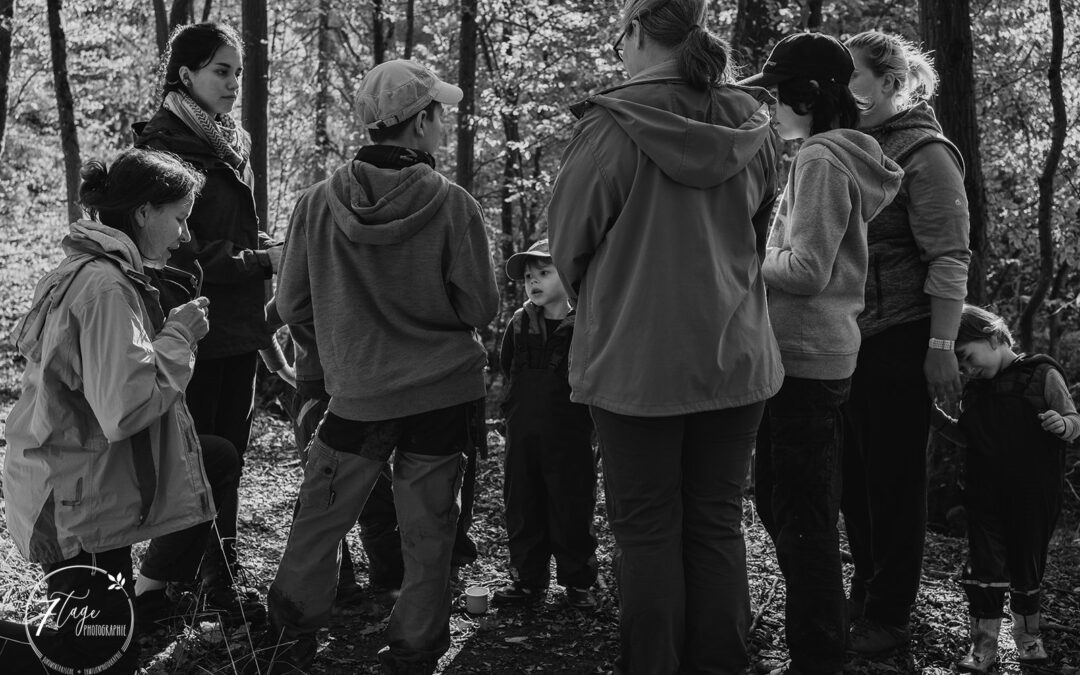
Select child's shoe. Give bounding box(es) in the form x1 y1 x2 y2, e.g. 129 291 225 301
957 616 1000 673
565 587 596 610
492 581 546 606
1011 611 1049 664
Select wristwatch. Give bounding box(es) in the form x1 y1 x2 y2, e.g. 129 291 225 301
928 337 955 351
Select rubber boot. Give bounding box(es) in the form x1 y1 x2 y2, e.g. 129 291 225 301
1011 611 1049 664
958 616 1000 673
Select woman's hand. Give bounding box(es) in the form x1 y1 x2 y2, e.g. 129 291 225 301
167 296 210 342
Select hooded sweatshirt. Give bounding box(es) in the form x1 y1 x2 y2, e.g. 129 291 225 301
4 221 214 562
275 155 499 421
763 129 903 380
548 61 784 416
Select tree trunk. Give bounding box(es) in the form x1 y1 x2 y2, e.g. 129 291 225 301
242 0 268 229
47 0 81 223
152 0 168 56
1018 0 1065 351
455 0 477 193
0 0 13 159
403 0 415 59
372 0 386 65
731 0 781 72
169 0 193 31
310 0 332 184
805 0 823 29
201 0 211 22
919 0 989 303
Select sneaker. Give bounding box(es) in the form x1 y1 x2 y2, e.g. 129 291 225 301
848 618 912 656
242 626 317 674
565 587 597 610
491 581 546 606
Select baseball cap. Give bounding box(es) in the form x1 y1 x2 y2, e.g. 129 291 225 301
738 32 855 88
505 239 552 280
358 59 464 130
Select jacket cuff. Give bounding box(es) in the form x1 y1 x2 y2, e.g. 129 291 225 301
924 256 969 300
240 249 274 278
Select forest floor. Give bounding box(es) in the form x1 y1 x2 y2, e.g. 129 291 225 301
0 227 1079 674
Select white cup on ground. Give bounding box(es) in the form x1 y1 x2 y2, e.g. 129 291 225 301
465 585 489 614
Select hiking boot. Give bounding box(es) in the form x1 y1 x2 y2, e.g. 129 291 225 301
848 618 912 656
957 616 1000 673
565 587 597 610
242 625 317 674
1011 611 1049 664
200 565 267 626
492 581 546 606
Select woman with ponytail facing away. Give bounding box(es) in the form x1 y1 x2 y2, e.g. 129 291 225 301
548 0 782 671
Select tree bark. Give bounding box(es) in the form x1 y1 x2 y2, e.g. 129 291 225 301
403 0 415 60
201 0 211 22
805 0 823 29
47 0 81 223
919 0 989 303
310 0 332 184
152 0 168 56
372 0 386 65
731 0 780 72
1018 0 1065 351
456 0 477 193
0 0 13 159
242 0 268 229
169 0 193 31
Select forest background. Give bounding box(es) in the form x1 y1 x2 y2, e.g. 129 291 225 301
0 0 1078 672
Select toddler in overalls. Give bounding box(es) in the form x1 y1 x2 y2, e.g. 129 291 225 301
494 239 599 610
932 304 1079 672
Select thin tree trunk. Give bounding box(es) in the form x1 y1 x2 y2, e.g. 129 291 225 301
1047 263 1068 358
152 0 168 55
1018 0 1065 351
919 0 989 303
403 0 415 59
456 0 477 193
47 0 81 223
731 0 780 72
169 0 193 31
372 0 386 65
0 0 13 159
201 0 211 22
310 0 332 184
242 0 268 229
805 0 823 29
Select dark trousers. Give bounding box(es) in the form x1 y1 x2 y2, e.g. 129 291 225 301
0 435 237 674
756 377 850 674
841 319 930 628
592 403 763 675
186 351 258 581
960 438 1064 618
503 413 598 590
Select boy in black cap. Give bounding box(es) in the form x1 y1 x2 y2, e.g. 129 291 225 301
494 239 599 610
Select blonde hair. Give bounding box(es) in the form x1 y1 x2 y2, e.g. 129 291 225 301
845 31 938 109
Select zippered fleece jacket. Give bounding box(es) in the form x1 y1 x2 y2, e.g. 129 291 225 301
276 156 500 421
763 129 903 380
549 60 784 416
4 221 214 563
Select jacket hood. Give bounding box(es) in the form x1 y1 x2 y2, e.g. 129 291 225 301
802 129 904 222
326 160 451 245
575 61 773 189
13 221 145 362
865 100 942 136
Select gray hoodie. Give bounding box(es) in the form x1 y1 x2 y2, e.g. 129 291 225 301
763 129 903 380
276 158 499 420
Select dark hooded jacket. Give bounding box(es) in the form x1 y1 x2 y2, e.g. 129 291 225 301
134 108 272 358
548 61 783 416
275 155 499 421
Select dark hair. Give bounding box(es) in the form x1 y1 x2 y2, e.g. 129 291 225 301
160 22 243 99
777 77 860 135
621 0 730 90
368 100 441 144
79 148 205 239
845 31 938 110
956 304 1014 348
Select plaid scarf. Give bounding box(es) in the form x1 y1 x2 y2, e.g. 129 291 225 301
163 90 245 168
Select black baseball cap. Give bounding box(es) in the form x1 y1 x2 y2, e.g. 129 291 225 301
738 32 855 88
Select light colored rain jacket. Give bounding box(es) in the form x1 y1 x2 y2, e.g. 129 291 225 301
3 221 215 564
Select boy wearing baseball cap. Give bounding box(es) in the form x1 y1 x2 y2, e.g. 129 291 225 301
493 240 599 611
257 59 498 674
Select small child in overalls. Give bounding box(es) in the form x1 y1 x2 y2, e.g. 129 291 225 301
933 304 1079 672
494 239 599 610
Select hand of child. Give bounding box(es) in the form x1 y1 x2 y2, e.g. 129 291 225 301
1038 410 1066 437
